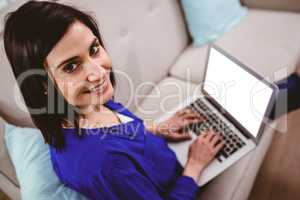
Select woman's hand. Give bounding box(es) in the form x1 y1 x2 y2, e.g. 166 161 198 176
155 108 203 142
183 129 224 182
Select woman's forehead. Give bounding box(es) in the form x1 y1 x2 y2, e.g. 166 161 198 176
46 21 96 70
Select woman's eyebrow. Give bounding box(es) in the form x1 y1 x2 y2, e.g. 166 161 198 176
56 56 78 69
55 37 99 69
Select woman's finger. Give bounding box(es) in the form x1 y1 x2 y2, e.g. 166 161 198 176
181 112 203 120
181 118 202 127
210 133 221 145
200 131 209 138
175 109 187 116
176 108 193 117
204 129 215 142
213 140 225 154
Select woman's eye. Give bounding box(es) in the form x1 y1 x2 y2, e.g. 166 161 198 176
90 45 100 56
63 63 78 73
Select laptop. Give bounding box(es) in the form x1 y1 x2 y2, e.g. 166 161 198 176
155 44 279 186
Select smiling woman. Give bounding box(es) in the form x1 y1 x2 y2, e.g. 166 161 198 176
3 1 224 200
45 20 115 114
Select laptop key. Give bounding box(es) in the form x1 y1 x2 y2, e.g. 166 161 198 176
217 157 223 163
230 148 239 155
218 147 228 159
237 143 243 148
222 150 229 158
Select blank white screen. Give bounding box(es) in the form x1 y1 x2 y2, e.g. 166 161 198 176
203 47 273 137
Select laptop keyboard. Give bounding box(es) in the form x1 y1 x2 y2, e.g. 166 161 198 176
184 98 246 162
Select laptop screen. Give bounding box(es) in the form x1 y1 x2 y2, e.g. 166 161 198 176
203 46 274 138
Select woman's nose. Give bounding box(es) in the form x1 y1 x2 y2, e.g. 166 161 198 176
84 59 106 82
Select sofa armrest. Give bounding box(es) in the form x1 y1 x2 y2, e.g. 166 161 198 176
241 0 300 12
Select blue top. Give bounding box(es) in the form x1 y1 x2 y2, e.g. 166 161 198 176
49 99 199 200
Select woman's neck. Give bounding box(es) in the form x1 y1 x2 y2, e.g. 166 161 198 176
79 104 121 128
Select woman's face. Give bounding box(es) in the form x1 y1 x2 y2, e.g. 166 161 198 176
45 21 114 110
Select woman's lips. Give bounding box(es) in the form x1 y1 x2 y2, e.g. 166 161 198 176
89 79 108 94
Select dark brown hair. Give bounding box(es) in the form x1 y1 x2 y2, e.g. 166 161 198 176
3 0 116 150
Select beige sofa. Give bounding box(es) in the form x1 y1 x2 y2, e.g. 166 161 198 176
0 0 300 199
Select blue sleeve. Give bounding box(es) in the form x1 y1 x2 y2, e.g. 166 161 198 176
95 155 199 200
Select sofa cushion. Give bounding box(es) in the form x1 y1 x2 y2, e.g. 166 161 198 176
169 44 210 84
0 116 21 200
0 117 18 187
133 76 200 120
181 0 247 46
4 123 88 200
133 76 277 200
170 9 300 84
